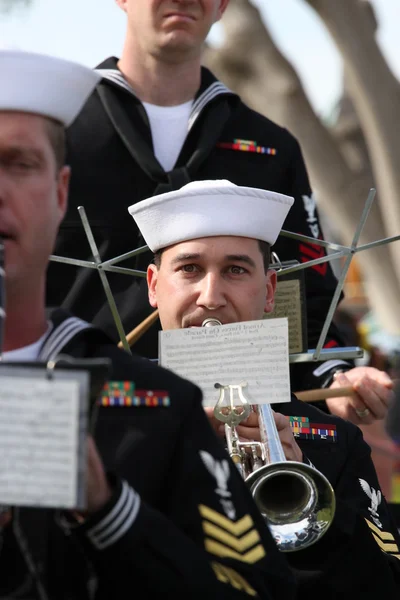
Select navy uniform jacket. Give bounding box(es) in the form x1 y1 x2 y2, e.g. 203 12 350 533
46 57 352 392
278 396 400 598
119 356 400 598
0 310 295 600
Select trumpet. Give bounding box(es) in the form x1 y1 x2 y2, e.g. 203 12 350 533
202 318 336 552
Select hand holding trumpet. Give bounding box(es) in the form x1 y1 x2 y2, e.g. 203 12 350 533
204 406 303 462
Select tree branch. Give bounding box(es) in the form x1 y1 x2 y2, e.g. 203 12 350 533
306 0 400 242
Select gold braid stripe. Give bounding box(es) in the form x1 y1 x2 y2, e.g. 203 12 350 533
205 539 265 564
203 521 260 552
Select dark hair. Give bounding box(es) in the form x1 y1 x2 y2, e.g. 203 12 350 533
44 118 66 171
153 239 271 271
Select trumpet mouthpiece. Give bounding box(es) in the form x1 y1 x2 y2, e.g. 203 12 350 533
202 318 222 327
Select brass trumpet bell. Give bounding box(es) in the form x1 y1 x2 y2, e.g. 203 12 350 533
246 460 335 552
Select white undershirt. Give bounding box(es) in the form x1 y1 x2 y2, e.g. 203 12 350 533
143 100 193 172
2 326 50 362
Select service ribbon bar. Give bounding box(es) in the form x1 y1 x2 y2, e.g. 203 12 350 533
99 381 170 407
132 390 170 407
217 139 277 155
289 416 337 442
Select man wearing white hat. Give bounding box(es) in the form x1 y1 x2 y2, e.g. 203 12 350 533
0 52 296 600
129 179 400 600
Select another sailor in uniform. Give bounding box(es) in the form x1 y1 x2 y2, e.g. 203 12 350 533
129 179 400 599
0 51 296 600
46 0 393 428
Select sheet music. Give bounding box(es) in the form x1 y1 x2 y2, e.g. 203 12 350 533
159 318 291 407
263 279 304 353
0 373 86 509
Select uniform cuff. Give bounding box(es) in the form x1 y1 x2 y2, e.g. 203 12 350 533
85 480 141 550
60 478 141 551
312 360 352 388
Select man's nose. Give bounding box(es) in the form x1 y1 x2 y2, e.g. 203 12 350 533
196 273 227 310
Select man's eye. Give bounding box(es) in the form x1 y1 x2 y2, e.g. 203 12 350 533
230 266 246 274
9 160 35 170
182 264 198 273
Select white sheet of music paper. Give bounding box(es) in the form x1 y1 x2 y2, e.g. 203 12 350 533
263 279 304 353
159 318 291 407
0 367 88 509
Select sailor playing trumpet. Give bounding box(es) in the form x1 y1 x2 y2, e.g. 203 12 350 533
129 179 400 599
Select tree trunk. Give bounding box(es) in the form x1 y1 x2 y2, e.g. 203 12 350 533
203 0 400 332
306 0 400 278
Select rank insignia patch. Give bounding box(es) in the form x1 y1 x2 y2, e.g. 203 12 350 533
289 416 337 442
365 518 400 560
199 504 266 564
359 478 382 528
217 139 277 155
212 562 257 596
99 381 170 407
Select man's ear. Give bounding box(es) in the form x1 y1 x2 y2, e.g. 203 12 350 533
56 165 71 225
147 264 159 308
216 0 230 21
264 269 277 314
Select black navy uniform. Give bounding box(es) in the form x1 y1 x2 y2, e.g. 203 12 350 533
0 311 295 600
46 58 352 392
278 396 400 598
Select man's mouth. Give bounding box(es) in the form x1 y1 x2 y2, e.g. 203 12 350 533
0 232 17 247
164 12 196 22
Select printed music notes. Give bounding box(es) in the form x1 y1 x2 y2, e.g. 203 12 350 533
159 318 291 407
0 365 89 510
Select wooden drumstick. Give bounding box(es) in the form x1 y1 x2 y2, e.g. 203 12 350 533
295 386 356 402
118 309 159 349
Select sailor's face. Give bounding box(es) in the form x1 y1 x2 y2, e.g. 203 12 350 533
147 236 276 331
0 112 69 285
116 0 229 58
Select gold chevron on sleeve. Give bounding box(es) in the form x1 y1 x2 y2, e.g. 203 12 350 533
212 562 257 597
199 505 266 564
370 533 399 553
205 539 266 564
365 519 400 554
203 521 261 552
365 518 395 541
199 504 254 536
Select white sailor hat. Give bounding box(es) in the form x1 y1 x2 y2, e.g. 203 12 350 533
128 179 294 252
0 50 100 127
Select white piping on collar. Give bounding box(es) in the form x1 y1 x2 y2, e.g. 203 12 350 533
38 316 92 361
95 68 232 131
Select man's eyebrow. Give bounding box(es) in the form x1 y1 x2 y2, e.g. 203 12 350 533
225 254 256 268
170 253 201 265
0 146 45 162
169 253 257 268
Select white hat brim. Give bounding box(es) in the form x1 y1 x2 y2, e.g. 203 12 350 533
128 180 294 252
0 50 100 127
